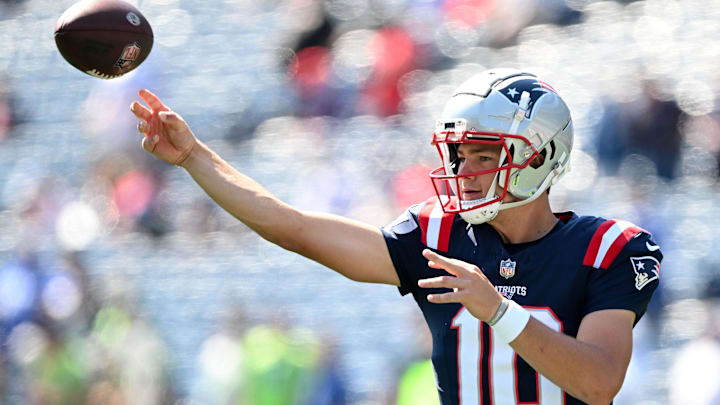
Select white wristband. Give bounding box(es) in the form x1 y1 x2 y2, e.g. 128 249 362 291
491 299 530 343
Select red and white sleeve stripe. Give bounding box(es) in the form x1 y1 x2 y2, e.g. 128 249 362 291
418 197 456 252
583 219 646 270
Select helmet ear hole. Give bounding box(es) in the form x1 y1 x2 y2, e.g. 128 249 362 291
530 149 547 169
504 144 514 166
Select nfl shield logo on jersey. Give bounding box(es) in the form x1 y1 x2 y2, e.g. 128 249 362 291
499 259 516 279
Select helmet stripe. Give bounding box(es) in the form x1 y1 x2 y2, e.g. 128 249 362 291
583 220 616 267
593 220 634 268
538 80 557 93
437 208 455 252
418 198 436 247
583 219 647 269
425 200 445 250
599 225 645 270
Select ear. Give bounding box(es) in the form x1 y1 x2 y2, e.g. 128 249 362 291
529 151 546 168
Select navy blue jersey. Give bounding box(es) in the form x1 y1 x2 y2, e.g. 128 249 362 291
381 197 661 405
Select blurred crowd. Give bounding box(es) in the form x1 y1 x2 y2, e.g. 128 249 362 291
2 0 720 404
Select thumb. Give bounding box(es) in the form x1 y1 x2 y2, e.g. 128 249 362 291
141 134 159 154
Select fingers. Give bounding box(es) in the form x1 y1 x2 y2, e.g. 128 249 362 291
130 101 152 121
426 291 462 304
137 120 148 135
423 249 451 265
418 275 465 289
138 89 168 112
423 249 466 276
141 134 160 154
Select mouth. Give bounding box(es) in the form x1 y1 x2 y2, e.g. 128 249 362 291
462 189 485 200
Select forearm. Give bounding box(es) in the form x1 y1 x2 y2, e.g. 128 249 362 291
181 141 303 249
131 91 398 283
179 141 399 285
509 318 627 405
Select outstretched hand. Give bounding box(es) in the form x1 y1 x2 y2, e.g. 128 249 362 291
418 249 504 323
130 89 197 166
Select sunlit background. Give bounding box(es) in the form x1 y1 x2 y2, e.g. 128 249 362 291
1 0 719 404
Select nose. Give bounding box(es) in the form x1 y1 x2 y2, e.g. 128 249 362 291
456 159 475 177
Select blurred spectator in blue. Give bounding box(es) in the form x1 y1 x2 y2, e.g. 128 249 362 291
2 246 175 405
1 250 95 405
595 82 682 180
626 81 682 179
594 99 630 176
0 254 41 344
303 337 348 405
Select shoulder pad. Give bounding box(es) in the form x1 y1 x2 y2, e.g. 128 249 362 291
417 196 457 252
583 219 647 269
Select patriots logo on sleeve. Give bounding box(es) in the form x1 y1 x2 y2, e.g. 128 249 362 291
630 256 660 290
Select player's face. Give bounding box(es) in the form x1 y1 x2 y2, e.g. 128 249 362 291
455 143 503 201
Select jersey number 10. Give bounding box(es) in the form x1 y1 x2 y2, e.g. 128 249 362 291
452 307 564 404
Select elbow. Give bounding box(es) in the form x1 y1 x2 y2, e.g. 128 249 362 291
583 392 615 405
264 224 303 253
272 234 303 254
578 374 623 405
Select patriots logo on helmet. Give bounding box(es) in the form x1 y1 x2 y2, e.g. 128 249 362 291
496 78 557 118
629 256 660 290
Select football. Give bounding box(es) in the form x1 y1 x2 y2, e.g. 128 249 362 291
54 0 153 79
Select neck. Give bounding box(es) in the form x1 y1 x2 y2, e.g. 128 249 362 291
488 193 558 244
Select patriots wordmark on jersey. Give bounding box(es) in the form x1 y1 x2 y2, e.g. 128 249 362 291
381 197 661 405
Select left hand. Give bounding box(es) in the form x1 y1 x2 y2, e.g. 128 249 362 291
418 249 504 323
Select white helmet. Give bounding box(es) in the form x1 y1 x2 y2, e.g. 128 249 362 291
430 68 574 224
